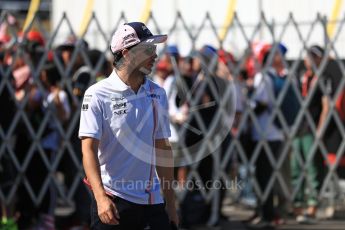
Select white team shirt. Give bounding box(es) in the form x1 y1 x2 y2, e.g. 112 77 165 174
79 70 171 204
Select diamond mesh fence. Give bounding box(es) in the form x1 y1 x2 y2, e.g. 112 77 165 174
1 10 345 226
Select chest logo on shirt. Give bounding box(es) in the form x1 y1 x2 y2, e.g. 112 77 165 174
112 102 127 111
111 96 125 101
147 93 160 99
112 104 128 115
82 104 88 111
83 94 92 103
111 99 128 116
113 109 127 115
109 93 129 116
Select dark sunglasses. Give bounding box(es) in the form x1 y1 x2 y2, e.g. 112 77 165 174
130 44 157 56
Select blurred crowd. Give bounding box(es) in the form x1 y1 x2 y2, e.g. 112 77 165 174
152 41 345 228
0 27 345 229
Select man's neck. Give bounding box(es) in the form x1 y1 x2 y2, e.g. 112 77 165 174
115 68 145 93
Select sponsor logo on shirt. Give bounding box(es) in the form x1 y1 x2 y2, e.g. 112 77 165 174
111 95 128 115
83 94 92 103
111 96 125 101
114 109 127 115
82 104 89 111
147 93 160 99
112 102 127 110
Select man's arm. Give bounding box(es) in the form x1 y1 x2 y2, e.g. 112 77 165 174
81 137 120 225
155 138 179 226
317 95 330 137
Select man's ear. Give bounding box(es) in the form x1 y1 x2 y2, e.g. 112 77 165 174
122 49 129 58
122 49 135 63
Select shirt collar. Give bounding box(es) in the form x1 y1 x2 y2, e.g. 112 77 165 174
142 77 151 92
267 67 288 77
109 69 151 92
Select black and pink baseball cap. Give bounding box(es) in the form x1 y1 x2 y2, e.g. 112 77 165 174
110 22 167 54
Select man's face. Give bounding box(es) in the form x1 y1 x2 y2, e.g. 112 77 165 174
304 53 321 70
61 50 72 65
192 56 201 73
129 44 157 74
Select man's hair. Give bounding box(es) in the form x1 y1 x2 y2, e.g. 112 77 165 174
44 63 61 86
88 49 110 74
198 45 218 74
308 45 325 59
111 44 138 69
112 51 125 69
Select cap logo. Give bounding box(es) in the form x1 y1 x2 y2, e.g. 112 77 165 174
123 33 136 45
142 25 151 35
124 39 136 45
123 33 135 41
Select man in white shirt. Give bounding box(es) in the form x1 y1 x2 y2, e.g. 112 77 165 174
79 22 178 229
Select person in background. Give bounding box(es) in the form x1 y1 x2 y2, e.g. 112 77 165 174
68 48 112 228
8 31 54 228
180 45 232 227
291 45 331 224
40 63 71 229
153 45 189 187
72 48 112 100
56 35 89 72
247 43 287 227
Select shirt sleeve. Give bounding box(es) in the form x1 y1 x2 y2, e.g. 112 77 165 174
253 72 271 105
78 88 103 140
154 88 171 139
59 90 71 121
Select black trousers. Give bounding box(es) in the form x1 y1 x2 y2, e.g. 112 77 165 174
255 141 282 221
90 195 172 230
